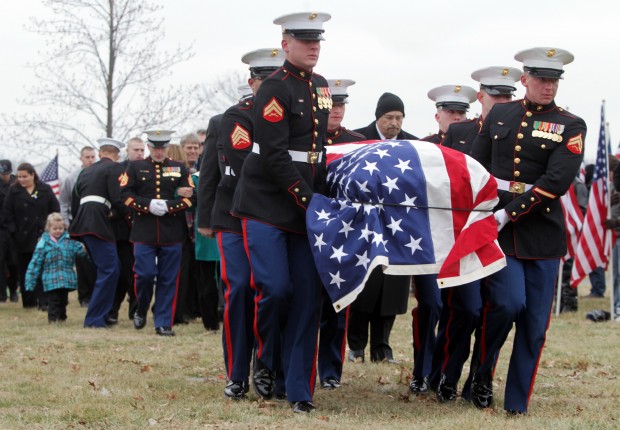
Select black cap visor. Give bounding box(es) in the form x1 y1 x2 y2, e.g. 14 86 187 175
481 84 516 96
524 66 564 79
284 29 325 41
436 101 469 112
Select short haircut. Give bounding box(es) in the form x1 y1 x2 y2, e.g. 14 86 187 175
180 132 200 147
80 146 96 155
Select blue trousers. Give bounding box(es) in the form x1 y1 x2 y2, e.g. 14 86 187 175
82 235 119 328
318 290 349 383
243 219 321 403
430 280 481 388
411 274 442 379
477 256 558 413
218 232 254 382
133 243 182 329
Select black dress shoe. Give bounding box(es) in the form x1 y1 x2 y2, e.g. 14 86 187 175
105 316 118 326
321 376 341 389
506 409 526 416
252 366 275 400
347 349 364 363
9 293 18 303
409 376 429 395
292 401 315 413
224 380 247 399
471 371 493 409
275 393 287 401
436 375 457 403
133 313 146 330
155 326 175 336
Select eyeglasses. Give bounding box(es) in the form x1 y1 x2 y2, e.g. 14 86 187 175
381 114 404 122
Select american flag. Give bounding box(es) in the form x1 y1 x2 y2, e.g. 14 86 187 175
560 182 584 263
40 154 60 197
571 103 612 287
308 140 506 311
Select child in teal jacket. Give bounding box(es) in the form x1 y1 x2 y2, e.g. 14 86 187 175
26 213 87 322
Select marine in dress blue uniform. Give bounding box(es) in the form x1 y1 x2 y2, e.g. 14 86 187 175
437 67 521 403
70 138 125 328
421 85 476 144
409 85 476 395
197 48 284 399
318 79 365 390
231 11 331 413
470 48 586 414
121 130 195 336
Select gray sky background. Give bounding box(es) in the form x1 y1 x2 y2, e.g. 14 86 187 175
1 0 617 164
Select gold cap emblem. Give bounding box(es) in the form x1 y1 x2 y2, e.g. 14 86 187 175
156 131 161 135
546 49 556 57
309 13 317 20
336 80 342 86
502 68 509 76
454 86 461 93
271 49 279 57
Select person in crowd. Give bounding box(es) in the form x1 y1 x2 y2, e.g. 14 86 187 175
25 212 86 322
70 138 125 328
354 92 418 140
121 129 194 336
3 162 60 309
231 11 331 413
470 47 586 414
421 84 476 143
0 159 19 303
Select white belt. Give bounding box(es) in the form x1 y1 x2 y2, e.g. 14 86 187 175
495 178 533 194
80 195 111 209
224 166 235 176
252 143 323 164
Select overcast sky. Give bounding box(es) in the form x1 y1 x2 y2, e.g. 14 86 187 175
1 0 617 164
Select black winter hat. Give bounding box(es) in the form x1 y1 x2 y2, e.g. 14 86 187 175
375 92 405 119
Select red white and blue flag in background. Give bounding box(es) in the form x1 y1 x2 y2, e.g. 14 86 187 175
571 102 612 287
40 154 60 197
308 140 506 311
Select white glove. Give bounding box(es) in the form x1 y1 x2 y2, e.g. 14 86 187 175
494 209 509 232
148 199 168 216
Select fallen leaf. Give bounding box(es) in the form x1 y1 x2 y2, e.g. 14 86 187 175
88 380 97 390
167 392 177 400
377 376 389 385
41 359 48 365
317 415 329 421
140 365 152 373
133 396 144 401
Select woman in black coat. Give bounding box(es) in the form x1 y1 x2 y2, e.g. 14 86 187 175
3 162 60 308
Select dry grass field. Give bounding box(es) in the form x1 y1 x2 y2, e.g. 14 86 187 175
0 284 619 430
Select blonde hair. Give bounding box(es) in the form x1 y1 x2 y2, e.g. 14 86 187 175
166 144 187 164
45 212 65 232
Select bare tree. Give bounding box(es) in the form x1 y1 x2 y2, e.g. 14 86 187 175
2 0 209 171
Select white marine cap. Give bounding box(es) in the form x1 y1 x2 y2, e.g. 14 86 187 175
514 47 574 79
96 137 126 150
427 85 477 112
273 11 331 40
471 66 522 96
241 48 285 78
327 79 355 104
142 129 175 148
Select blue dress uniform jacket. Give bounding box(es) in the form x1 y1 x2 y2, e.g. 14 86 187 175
121 157 194 245
204 99 254 234
442 118 481 155
111 160 133 241
353 122 418 141
471 99 586 258
325 126 366 145
420 131 444 144
232 60 330 233
70 158 123 243
197 114 224 231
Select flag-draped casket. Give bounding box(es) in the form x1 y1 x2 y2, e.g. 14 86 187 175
307 140 506 311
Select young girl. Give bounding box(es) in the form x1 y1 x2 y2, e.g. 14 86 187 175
25 213 87 322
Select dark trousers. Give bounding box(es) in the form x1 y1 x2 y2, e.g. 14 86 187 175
18 252 44 308
475 256 558 413
177 238 199 322
429 280 481 388
197 260 220 330
318 295 349 382
46 289 69 322
0 233 19 300
82 236 120 328
110 240 136 319
244 219 321 403
347 306 395 362
411 274 442 378
218 231 253 381
76 252 96 305
134 243 182 329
